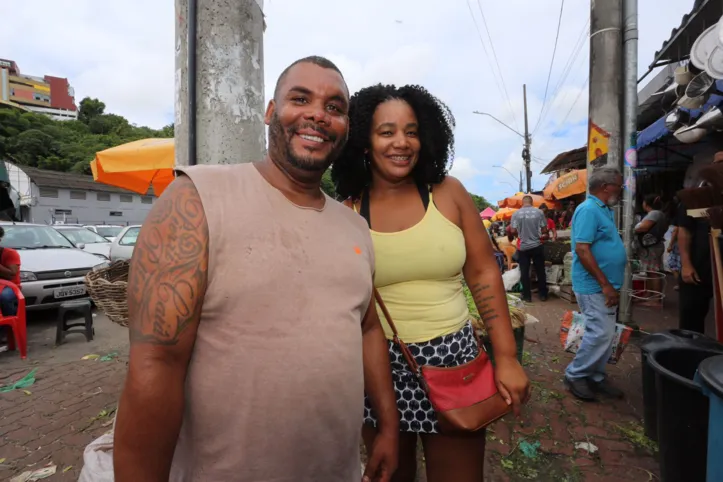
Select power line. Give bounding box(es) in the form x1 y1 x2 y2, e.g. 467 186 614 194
474 0 519 131
533 0 566 135
550 75 589 136
533 19 589 138
465 0 519 133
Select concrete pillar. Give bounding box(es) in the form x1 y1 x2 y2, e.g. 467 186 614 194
174 0 266 167
586 0 623 179
619 0 638 324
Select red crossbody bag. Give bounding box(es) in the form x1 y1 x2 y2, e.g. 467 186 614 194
374 288 511 433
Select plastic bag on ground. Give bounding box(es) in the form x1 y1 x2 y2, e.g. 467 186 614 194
502 267 521 291
78 416 116 482
559 310 633 364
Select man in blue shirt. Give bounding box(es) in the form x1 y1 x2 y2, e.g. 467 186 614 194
565 167 627 401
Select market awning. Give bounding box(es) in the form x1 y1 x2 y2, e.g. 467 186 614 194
637 81 723 150
479 207 497 219
540 146 587 174
647 0 722 72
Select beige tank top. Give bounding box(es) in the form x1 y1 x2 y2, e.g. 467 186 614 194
169 163 374 481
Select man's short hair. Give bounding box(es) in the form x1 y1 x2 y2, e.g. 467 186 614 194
588 167 622 192
0 226 5 238
522 195 533 204
273 56 344 101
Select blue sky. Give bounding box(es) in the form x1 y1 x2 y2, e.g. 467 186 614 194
1 0 693 203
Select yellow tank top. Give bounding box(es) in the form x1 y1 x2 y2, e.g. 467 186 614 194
356 191 470 343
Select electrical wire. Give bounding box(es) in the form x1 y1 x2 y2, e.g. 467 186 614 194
474 0 519 131
550 75 589 136
465 0 520 132
533 0 566 135
533 19 589 138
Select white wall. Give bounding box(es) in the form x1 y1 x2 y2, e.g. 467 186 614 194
28 184 154 225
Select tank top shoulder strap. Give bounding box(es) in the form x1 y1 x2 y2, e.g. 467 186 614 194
359 183 431 229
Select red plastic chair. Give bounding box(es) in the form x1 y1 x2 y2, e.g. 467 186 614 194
0 279 26 359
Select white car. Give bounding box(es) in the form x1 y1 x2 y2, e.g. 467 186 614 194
109 225 141 261
53 225 111 260
84 225 124 242
0 222 109 310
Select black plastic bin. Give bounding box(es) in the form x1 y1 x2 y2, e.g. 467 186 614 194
648 347 722 482
640 330 723 441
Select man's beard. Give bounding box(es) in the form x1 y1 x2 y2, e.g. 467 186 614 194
269 114 345 172
606 196 620 207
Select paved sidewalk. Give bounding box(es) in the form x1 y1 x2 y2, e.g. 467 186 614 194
0 310 128 480
0 286 690 480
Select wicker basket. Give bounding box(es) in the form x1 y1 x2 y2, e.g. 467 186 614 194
85 260 130 327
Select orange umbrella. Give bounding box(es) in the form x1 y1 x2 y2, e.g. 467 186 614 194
543 169 587 200
498 192 561 210
91 138 175 196
491 207 518 222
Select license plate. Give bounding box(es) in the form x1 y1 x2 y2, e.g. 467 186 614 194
54 286 86 299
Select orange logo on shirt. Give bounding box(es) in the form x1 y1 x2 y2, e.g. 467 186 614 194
354 246 362 255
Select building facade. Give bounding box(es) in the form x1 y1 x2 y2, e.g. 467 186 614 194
0 59 78 120
4 163 155 226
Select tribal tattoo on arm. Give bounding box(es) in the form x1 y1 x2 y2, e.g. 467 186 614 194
127 175 209 346
469 283 501 334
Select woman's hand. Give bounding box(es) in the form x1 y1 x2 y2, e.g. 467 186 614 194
494 355 530 417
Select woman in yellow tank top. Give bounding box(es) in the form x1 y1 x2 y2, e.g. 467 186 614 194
332 85 530 482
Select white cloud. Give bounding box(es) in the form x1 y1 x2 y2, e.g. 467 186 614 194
449 156 487 184
0 0 695 204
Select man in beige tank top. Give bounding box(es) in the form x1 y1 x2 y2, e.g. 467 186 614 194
113 57 399 482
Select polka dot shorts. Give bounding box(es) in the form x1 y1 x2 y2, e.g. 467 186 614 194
363 321 479 434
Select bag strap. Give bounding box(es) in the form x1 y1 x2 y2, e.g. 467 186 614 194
373 288 422 375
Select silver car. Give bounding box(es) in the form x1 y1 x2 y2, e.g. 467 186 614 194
0 222 109 310
84 225 124 242
109 225 141 261
53 225 112 260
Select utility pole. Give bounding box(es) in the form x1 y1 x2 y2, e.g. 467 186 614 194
619 0 638 324
522 84 532 193
519 171 523 193
587 0 623 183
175 0 266 167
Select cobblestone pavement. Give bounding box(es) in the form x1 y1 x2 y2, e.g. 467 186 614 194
0 283 696 480
0 310 128 481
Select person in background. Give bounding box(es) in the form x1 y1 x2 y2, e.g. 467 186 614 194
676 152 723 334
565 167 626 401
665 197 681 291
0 227 20 350
114 56 399 482
539 204 557 242
0 227 20 316
561 201 576 229
634 194 669 302
333 83 529 482
510 196 549 303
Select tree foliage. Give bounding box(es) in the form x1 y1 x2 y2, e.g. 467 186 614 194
1 97 491 210
470 193 494 212
0 97 173 175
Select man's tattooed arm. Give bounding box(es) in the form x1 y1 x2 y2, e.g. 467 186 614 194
114 174 209 482
127 175 209 345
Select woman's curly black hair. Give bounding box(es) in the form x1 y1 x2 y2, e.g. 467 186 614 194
331 84 456 200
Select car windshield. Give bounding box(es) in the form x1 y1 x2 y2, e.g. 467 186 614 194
57 228 109 245
119 227 141 246
1 225 75 249
96 226 122 238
